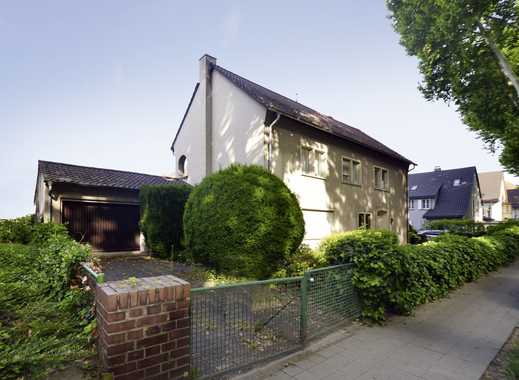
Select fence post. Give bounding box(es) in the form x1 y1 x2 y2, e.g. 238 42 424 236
300 271 310 345
96 275 191 380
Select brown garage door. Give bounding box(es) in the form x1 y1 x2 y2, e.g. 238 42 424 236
62 201 140 251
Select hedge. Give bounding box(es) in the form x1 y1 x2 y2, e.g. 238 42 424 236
0 215 34 244
423 218 486 236
140 183 192 259
183 164 305 279
319 225 519 322
0 221 93 379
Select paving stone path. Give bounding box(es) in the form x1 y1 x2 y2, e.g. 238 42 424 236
250 260 519 380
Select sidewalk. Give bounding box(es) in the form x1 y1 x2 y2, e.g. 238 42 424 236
246 260 519 380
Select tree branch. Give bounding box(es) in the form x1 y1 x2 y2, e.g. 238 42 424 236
477 21 519 99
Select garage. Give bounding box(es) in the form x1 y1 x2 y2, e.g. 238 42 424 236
62 201 140 251
34 160 186 253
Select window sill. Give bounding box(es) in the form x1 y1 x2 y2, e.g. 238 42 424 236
302 173 327 180
375 187 390 192
342 181 362 188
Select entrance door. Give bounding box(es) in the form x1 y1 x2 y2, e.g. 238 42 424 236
62 201 140 251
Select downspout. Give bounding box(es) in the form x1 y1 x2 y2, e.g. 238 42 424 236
405 163 417 243
267 112 281 173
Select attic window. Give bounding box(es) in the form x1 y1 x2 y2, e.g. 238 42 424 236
453 179 461 186
411 185 418 191
178 155 187 176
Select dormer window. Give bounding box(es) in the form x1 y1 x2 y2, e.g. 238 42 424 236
411 185 418 191
453 179 461 186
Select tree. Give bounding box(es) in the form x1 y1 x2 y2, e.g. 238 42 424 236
387 0 519 174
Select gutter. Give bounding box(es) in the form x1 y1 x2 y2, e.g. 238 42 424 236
266 112 281 172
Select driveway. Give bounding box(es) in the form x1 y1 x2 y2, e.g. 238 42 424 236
246 260 519 380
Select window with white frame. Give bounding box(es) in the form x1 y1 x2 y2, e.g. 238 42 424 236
374 166 389 190
342 157 361 185
421 199 433 209
301 147 313 175
358 213 372 229
301 146 327 178
409 199 416 209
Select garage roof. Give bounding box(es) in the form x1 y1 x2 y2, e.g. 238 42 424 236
37 160 182 190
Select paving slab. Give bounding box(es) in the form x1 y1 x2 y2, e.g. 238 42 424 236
241 260 519 380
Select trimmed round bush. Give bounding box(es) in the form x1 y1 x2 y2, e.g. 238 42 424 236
183 164 305 278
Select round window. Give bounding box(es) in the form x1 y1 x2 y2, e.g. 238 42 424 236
178 155 187 176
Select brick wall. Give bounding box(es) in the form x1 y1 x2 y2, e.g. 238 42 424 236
96 275 190 380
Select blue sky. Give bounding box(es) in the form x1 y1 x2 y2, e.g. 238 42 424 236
0 1 513 218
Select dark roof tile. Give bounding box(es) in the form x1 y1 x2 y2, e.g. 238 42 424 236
38 160 183 190
213 65 414 165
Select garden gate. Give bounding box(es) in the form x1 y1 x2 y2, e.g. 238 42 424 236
190 264 361 379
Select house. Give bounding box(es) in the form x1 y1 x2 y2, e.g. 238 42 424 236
171 55 414 244
408 166 483 231
479 171 508 222
34 160 181 252
506 188 519 219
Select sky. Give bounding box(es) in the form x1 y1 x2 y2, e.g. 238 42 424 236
0 1 516 218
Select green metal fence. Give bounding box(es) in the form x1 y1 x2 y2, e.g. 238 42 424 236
190 264 360 379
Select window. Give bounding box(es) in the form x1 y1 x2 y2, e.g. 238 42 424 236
421 199 433 209
342 157 361 185
358 213 372 229
453 179 461 186
301 146 327 178
374 166 389 190
411 185 418 191
178 155 187 176
409 199 416 209
315 150 326 177
301 147 313 175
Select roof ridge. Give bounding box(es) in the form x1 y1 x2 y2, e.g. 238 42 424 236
38 160 166 179
410 166 477 176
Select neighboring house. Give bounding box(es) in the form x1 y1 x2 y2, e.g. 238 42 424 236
479 171 508 222
507 188 519 219
408 166 483 231
34 160 181 252
172 55 414 244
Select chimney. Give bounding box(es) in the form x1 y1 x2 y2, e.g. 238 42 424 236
200 54 217 176
434 166 441 172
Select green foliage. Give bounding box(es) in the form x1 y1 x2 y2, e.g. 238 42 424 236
387 1 519 175
319 230 400 321
321 225 519 322
424 218 486 237
183 164 305 279
408 223 425 244
505 344 519 379
0 223 93 379
0 215 34 244
140 183 192 259
273 244 326 278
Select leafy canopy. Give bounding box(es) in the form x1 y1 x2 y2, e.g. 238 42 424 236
387 0 519 174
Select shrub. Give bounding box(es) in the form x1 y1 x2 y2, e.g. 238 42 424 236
140 183 192 259
0 215 34 244
423 218 486 236
183 164 305 279
408 223 426 244
319 229 400 321
321 226 519 322
0 226 93 379
273 244 326 278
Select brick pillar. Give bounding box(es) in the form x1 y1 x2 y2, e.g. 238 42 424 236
96 275 190 380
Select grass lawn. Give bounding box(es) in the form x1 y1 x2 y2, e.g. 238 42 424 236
482 327 519 380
